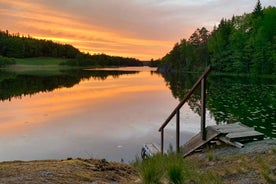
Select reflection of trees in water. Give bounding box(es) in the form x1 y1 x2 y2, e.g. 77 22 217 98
160 71 202 115
160 71 276 138
160 72 199 99
207 75 276 138
0 69 138 101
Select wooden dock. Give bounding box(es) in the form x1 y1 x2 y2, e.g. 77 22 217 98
183 123 264 157
157 68 265 156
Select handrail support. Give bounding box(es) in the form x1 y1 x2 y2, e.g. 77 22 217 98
176 109 180 152
161 129 164 154
159 67 211 154
201 76 207 140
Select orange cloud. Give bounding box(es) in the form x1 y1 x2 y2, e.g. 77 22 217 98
0 0 174 60
3 0 272 60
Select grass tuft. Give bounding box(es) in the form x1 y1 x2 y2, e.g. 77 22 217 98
138 154 165 184
167 154 185 184
206 150 218 161
136 152 222 184
261 170 275 183
198 172 222 184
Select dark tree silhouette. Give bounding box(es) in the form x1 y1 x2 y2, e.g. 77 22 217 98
253 0 263 18
0 30 143 67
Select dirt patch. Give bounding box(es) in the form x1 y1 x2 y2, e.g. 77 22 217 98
0 158 138 184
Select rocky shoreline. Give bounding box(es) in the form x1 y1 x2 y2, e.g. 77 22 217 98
199 139 276 158
0 139 275 184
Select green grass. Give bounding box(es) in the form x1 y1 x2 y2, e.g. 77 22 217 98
0 56 16 66
257 157 276 183
206 150 219 161
2 57 76 76
167 154 185 184
15 57 67 65
136 153 222 184
138 154 165 184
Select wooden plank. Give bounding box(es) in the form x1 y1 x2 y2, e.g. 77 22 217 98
182 123 264 158
210 124 254 134
214 127 254 134
226 131 264 141
183 134 203 152
210 123 243 129
145 143 161 154
218 136 244 148
183 127 220 157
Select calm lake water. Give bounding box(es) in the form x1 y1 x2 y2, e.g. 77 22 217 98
0 67 275 162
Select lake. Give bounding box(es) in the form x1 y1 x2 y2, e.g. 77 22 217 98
0 67 275 162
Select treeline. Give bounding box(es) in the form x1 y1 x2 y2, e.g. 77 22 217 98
0 30 143 67
0 30 80 58
158 1 276 74
62 53 143 67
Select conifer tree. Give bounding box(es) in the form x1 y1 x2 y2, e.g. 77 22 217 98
253 0 263 18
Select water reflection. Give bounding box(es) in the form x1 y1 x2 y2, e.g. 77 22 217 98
0 69 139 101
207 75 276 138
1 67 199 162
161 72 276 138
2 67 274 163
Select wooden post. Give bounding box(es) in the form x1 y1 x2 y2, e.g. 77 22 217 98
201 77 206 140
161 129 164 154
158 67 211 154
176 109 180 152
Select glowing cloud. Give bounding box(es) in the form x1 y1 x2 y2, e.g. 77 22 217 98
1 0 275 60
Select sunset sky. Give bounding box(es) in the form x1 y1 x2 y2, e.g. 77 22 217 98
1 0 275 60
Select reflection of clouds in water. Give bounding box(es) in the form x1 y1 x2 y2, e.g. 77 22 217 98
0 68 207 162
116 145 123 148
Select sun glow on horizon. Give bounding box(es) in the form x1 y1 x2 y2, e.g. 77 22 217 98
2 0 275 60
0 0 174 60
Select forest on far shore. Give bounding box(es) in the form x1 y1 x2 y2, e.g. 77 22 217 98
1 1 275 73
0 31 143 67
158 1 276 75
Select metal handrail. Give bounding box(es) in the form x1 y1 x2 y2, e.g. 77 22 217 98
158 67 212 153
